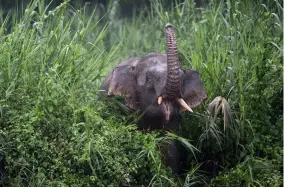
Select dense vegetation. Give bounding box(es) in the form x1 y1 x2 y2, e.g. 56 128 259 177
0 0 282 186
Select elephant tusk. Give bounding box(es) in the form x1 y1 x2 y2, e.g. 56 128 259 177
158 96 163 105
177 98 193 112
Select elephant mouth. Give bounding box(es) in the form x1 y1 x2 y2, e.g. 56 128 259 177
158 96 193 114
162 100 171 121
160 99 193 121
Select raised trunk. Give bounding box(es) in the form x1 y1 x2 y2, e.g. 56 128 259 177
164 23 180 99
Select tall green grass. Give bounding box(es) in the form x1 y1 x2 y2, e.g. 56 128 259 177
0 0 282 186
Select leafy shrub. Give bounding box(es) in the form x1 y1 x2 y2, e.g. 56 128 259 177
0 1 175 186
210 158 283 187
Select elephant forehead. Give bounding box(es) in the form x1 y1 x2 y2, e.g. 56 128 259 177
149 64 167 73
118 57 141 67
137 64 167 86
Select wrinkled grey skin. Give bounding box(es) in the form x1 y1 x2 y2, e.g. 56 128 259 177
100 24 207 175
101 53 207 130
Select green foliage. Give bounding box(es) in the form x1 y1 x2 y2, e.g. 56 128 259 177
0 1 175 186
210 158 283 187
0 0 282 187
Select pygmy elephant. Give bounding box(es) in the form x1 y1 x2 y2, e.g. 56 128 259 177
100 23 207 174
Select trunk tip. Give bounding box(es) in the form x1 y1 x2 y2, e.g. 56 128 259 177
165 23 173 28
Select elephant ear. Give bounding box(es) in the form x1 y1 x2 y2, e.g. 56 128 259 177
180 69 207 110
101 58 141 110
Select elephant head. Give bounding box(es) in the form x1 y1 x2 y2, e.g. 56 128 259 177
101 23 207 130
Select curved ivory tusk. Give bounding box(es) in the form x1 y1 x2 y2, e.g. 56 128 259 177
177 98 193 112
158 96 162 105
